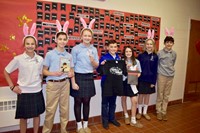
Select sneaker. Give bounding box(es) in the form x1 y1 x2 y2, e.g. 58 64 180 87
77 128 85 133
109 120 121 127
157 113 162 121
84 127 91 133
136 113 142 120
130 122 143 128
102 122 109 130
162 114 168 121
143 114 151 120
125 117 130 125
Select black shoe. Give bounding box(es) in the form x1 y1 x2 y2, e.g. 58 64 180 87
109 120 121 127
102 122 109 129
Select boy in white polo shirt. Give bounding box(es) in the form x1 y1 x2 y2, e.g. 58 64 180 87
4 23 45 133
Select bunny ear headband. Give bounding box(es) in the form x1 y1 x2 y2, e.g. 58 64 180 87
55 20 69 41
165 27 174 37
147 29 155 40
23 23 37 43
80 17 95 35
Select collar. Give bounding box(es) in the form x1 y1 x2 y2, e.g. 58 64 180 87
23 52 37 59
163 48 172 53
54 48 66 56
80 43 93 48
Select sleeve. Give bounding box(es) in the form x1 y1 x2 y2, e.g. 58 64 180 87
71 47 77 65
43 52 51 67
96 56 105 74
152 54 159 85
136 59 142 72
70 54 74 68
39 58 44 74
5 57 19 74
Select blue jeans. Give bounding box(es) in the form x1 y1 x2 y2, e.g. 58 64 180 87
101 95 117 124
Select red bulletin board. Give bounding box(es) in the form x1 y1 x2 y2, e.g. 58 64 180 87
0 0 161 86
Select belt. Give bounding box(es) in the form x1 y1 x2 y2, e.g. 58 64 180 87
48 77 69 82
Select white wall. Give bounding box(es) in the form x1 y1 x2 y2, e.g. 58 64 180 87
1 0 200 132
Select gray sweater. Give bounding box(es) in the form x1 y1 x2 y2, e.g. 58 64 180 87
157 48 177 77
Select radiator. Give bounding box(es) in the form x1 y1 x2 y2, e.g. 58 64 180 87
0 99 19 127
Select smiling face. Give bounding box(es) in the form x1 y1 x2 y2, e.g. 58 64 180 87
24 37 36 54
56 33 68 48
144 39 155 53
81 29 93 45
125 47 132 59
107 43 118 56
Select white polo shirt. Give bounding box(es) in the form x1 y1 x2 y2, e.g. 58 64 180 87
5 52 43 93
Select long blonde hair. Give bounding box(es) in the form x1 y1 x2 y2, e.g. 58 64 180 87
143 38 157 53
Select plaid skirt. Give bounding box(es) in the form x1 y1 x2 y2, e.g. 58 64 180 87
15 90 45 119
138 81 156 94
70 73 96 98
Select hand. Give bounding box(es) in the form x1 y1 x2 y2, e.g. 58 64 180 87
150 84 155 88
101 60 106 65
13 86 22 94
72 83 79 90
126 63 132 69
52 71 64 76
68 71 74 78
89 55 95 63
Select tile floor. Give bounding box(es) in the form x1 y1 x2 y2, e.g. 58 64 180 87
66 100 200 133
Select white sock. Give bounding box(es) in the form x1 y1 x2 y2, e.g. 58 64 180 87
138 104 143 114
131 117 136 124
77 122 82 130
143 105 148 114
83 121 88 128
124 113 129 118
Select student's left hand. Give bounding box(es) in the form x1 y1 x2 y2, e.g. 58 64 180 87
150 84 155 88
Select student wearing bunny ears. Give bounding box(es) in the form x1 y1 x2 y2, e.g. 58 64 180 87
70 17 99 133
42 20 74 133
136 29 158 121
156 28 176 121
4 23 45 133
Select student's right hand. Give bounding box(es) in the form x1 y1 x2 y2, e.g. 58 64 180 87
101 60 106 65
72 83 79 90
52 71 64 76
13 86 22 94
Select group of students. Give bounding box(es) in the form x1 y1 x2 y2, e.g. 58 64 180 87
4 17 176 133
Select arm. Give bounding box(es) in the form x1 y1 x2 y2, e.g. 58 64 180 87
43 65 63 76
4 70 21 94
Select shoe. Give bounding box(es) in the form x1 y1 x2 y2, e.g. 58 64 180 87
77 128 85 133
102 122 109 129
130 121 143 128
84 127 91 133
157 113 162 121
143 114 151 120
124 117 130 125
109 120 121 127
162 114 168 121
136 113 142 119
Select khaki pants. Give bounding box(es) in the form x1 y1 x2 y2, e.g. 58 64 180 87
156 74 174 115
42 80 70 133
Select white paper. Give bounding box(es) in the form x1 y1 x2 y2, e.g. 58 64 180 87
130 85 138 94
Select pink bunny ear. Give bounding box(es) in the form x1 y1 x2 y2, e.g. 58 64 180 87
23 23 29 36
80 17 87 28
30 23 36 36
88 19 95 29
147 29 151 39
170 27 174 36
165 27 170 36
56 20 62 32
63 21 69 32
151 30 155 39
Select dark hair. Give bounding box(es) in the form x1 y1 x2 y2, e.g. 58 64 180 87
56 32 68 39
164 36 174 43
123 45 136 65
107 39 117 46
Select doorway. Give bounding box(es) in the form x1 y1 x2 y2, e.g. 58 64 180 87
184 19 200 101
